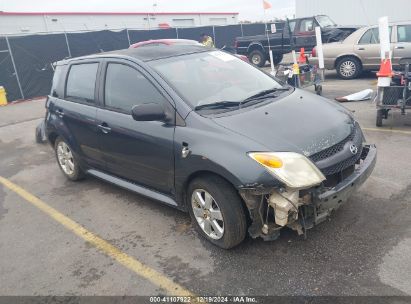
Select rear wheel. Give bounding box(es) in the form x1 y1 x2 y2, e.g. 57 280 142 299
376 109 384 127
55 136 84 181
249 49 267 67
188 175 247 249
336 56 362 79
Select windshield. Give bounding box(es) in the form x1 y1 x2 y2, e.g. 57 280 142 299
316 16 337 28
149 51 283 109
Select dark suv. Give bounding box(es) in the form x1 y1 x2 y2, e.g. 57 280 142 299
45 45 376 249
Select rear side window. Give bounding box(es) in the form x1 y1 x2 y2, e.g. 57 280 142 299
288 21 296 33
104 63 165 113
50 65 63 97
66 63 98 103
397 25 411 42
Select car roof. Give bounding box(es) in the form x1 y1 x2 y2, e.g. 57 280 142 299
129 39 200 48
57 44 209 65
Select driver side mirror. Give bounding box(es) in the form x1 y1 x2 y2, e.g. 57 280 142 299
131 103 166 122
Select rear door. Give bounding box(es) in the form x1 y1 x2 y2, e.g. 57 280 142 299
393 24 411 67
51 60 104 170
96 59 175 194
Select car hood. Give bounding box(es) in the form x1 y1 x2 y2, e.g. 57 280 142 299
211 89 355 156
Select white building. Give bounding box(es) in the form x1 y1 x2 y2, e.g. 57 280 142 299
295 0 411 26
0 11 239 35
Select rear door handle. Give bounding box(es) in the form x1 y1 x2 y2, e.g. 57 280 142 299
97 123 111 134
395 46 405 49
55 109 64 118
358 47 365 51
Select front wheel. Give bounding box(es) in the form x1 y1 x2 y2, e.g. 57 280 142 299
188 175 247 249
336 56 362 79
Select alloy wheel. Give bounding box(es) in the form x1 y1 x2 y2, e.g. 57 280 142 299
339 60 356 78
191 189 224 240
57 141 75 176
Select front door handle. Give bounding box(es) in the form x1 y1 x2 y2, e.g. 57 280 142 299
395 46 405 49
55 109 64 118
358 47 365 51
97 123 111 134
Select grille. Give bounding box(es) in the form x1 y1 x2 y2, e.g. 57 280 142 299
309 123 363 176
309 123 359 163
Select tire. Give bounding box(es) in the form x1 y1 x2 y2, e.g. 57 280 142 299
272 54 283 65
249 49 267 67
336 56 362 79
187 175 247 249
376 109 383 127
315 84 323 96
54 136 84 181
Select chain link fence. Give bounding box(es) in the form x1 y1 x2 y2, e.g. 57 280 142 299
0 23 279 102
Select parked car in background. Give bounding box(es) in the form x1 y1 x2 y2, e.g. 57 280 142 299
235 15 359 67
312 21 411 79
45 45 376 249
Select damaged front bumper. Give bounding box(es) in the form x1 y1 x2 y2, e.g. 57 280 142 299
239 144 377 241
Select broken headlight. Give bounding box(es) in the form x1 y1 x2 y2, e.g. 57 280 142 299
248 152 326 189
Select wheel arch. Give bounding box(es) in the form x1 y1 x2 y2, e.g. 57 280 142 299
247 42 265 54
179 170 248 214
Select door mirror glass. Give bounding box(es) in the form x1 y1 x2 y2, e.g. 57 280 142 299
131 103 166 121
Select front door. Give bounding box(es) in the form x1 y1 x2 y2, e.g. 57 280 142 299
295 18 316 50
96 60 175 195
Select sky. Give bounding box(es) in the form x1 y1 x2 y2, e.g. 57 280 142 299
0 0 295 21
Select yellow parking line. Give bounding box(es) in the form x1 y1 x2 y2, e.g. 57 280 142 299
362 127 411 135
0 176 194 297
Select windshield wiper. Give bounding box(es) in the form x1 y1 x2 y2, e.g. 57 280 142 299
194 101 241 111
241 87 289 105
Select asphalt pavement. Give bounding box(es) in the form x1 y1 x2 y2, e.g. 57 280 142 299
0 71 410 298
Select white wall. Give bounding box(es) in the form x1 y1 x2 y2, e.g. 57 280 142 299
296 0 411 26
0 13 239 35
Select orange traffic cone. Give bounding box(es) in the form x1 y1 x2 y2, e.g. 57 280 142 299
298 48 307 64
376 58 394 77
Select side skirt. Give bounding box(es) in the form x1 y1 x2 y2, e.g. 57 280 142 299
87 169 178 207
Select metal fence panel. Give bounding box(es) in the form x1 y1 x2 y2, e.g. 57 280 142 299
0 37 21 101
67 30 129 57
128 28 177 45
8 34 70 99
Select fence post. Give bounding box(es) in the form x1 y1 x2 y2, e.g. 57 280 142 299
63 32 72 57
5 36 24 100
212 26 216 46
240 23 244 37
126 28 131 46
175 27 179 39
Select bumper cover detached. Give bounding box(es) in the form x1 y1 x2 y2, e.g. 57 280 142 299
312 144 377 225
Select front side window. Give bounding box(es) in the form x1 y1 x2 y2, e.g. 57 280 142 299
299 19 314 32
149 51 283 108
66 63 98 103
397 25 411 43
104 63 165 113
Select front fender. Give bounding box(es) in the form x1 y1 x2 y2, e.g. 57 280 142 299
174 113 280 205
